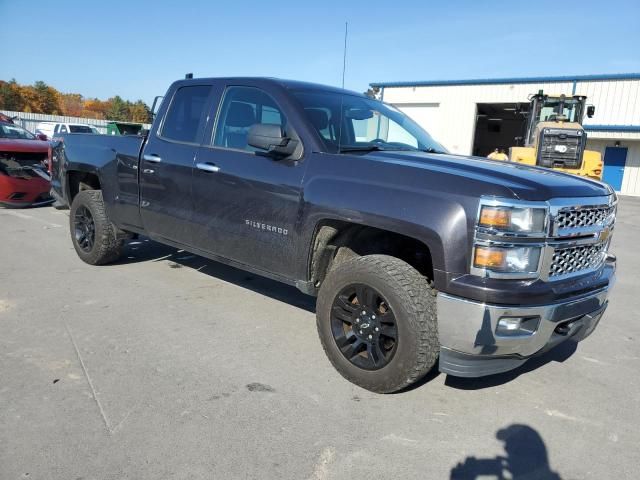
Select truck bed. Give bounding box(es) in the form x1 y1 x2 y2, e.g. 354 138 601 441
51 133 144 209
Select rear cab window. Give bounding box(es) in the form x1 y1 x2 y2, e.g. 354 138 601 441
160 85 212 143
69 125 94 133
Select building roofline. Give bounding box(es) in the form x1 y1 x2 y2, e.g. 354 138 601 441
584 125 640 133
370 73 640 88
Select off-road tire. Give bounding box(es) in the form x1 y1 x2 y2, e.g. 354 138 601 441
69 190 123 265
316 254 439 393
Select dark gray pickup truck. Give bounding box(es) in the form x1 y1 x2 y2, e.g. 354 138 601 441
50 77 616 393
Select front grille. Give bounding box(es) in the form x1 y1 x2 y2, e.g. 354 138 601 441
555 205 614 230
549 242 607 277
537 128 584 169
0 151 48 163
1 152 48 179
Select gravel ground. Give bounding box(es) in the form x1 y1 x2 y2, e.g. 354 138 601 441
1 196 638 480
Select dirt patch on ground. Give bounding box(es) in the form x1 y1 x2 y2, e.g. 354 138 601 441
0 299 13 313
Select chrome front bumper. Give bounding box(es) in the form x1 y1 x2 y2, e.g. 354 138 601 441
437 272 614 377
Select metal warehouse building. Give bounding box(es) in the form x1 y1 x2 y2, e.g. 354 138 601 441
371 73 640 195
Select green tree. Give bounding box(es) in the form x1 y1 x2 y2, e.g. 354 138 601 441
32 81 61 114
60 93 84 117
83 98 110 119
1 79 150 121
17 81 60 114
107 96 129 121
129 100 151 123
0 79 25 111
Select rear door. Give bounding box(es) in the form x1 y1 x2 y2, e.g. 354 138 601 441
140 83 214 245
602 146 627 192
191 85 308 278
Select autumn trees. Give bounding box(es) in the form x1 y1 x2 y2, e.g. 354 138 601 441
0 79 151 123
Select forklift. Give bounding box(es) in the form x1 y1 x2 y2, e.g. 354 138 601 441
505 91 603 180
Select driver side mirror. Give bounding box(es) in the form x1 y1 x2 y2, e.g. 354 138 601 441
36 133 48 141
587 105 595 118
150 95 164 120
247 124 297 158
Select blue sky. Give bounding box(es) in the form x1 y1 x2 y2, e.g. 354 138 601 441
2 0 639 105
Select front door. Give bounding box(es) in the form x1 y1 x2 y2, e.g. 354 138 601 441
140 84 213 245
603 146 627 192
191 86 307 278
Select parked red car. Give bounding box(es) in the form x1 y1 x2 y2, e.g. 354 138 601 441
0 120 52 207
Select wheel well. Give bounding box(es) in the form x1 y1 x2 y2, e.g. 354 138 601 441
309 221 434 288
67 171 101 203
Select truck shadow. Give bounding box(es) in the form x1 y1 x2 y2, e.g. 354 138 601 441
118 237 317 313
450 423 562 479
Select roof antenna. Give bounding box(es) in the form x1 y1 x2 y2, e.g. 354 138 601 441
341 22 348 89
185 73 193 79
337 21 348 154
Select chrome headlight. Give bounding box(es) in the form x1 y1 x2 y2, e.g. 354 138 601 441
473 245 542 274
478 204 547 234
472 198 549 278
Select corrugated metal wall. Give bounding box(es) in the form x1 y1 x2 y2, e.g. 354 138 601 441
382 78 640 195
587 139 640 195
0 110 151 135
578 80 640 126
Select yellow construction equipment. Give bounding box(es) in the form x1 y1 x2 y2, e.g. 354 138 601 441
506 91 603 180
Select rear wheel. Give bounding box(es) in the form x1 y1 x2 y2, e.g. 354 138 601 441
69 190 123 265
316 254 439 393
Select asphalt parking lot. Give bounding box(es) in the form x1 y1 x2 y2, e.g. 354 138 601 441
1 197 639 480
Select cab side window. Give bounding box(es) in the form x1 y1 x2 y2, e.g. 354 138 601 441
213 86 286 151
161 85 211 143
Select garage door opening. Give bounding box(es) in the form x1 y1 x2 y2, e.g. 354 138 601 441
472 103 529 157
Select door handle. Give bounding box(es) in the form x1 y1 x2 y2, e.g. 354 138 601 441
196 162 220 173
143 154 162 163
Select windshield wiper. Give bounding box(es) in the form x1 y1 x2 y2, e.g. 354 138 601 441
339 145 418 153
419 147 446 154
339 143 446 154
338 145 387 153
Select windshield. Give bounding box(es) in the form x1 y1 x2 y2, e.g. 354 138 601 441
294 91 447 154
69 125 95 133
538 98 584 123
0 123 36 140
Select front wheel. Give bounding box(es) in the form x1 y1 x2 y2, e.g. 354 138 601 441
316 254 439 393
69 190 123 265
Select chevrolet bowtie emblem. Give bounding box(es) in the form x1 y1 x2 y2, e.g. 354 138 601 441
598 228 611 242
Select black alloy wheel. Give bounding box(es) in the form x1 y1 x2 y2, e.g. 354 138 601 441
330 283 398 370
74 205 95 253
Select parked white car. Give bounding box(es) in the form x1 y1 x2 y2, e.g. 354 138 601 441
35 122 100 139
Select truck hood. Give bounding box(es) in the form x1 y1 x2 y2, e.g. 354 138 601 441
365 151 611 201
0 139 50 153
